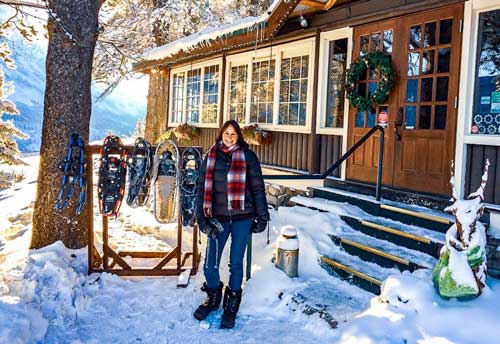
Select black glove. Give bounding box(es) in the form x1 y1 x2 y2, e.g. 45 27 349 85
198 217 224 239
251 216 268 234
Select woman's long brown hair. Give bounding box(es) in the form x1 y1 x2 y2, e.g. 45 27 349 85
215 120 246 146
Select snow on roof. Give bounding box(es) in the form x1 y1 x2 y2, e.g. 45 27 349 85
141 0 282 62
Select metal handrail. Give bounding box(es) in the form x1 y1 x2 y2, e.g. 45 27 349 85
263 125 386 201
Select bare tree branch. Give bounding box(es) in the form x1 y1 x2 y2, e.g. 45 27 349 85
0 0 46 9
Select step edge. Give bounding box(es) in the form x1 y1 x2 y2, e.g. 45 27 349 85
380 204 451 225
320 256 382 286
330 234 411 266
360 220 432 244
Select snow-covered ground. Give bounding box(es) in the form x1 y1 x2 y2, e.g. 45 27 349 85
2 156 500 343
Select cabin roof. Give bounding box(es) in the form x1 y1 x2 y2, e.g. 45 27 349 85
133 0 349 72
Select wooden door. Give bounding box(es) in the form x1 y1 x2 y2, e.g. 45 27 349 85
346 19 399 185
393 5 463 194
346 4 463 196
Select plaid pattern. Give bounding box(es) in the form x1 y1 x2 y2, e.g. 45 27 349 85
203 141 246 217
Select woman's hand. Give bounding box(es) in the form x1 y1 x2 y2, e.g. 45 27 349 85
251 216 268 233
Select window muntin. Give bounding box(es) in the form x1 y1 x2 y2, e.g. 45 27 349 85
202 65 219 123
325 38 348 128
250 60 275 124
228 65 248 123
186 69 201 123
170 62 220 125
472 8 500 135
171 72 185 123
279 55 309 125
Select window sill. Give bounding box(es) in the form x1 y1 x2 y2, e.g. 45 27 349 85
316 127 345 136
463 134 500 146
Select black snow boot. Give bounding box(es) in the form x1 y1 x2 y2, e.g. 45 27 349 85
220 286 242 329
193 282 223 321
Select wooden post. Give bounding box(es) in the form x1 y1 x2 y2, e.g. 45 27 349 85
219 53 226 128
102 216 109 270
308 29 321 174
86 147 94 273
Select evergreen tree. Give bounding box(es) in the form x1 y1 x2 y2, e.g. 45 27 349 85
0 65 28 165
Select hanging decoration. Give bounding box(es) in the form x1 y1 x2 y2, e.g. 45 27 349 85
242 124 272 145
345 52 395 112
172 123 200 141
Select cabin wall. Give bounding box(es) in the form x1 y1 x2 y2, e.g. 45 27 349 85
464 145 500 205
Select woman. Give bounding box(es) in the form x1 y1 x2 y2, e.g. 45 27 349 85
193 120 269 329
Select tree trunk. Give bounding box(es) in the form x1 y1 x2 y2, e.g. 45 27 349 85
144 73 168 143
31 0 103 249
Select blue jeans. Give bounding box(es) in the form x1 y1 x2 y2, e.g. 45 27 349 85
204 218 252 291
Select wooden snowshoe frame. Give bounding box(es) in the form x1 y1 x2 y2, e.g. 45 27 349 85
85 144 202 277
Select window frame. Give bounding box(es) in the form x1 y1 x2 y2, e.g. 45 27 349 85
223 38 316 133
455 0 500 199
316 27 353 136
168 57 222 128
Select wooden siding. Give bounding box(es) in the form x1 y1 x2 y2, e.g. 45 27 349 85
319 134 343 177
251 131 311 172
464 145 500 205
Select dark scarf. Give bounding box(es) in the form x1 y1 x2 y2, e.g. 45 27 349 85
203 141 246 217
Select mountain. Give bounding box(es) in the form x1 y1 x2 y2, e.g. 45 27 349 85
3 36 147 152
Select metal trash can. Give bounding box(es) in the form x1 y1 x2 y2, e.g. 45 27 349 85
275 225 299 278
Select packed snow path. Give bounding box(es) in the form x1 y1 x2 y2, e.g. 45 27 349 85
2 155 500 343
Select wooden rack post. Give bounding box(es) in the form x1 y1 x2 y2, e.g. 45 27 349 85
86 144 201 277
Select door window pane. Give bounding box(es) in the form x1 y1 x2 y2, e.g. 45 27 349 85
437 48 450 73
251 60 275 124
279 56 308 126
406 79 418 102
356 112 365 128
405 106 416 129
325 39 348 128
383 30 393 53
435 105 447 130
472 9 500 135
367 108 376 127
439 19 453 44
436 77 449 101
228 65 247 123
408 53 420 76
409 25 421 49
371 32 381 51
423 22 436 47
421 78 433 102
360 35 369 56
419 105 432 129
422 50 435 75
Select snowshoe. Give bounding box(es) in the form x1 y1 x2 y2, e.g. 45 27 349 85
152 140 179 224
98 135 128 217
54 133 87 215
126 137 153 207
180 147 202 226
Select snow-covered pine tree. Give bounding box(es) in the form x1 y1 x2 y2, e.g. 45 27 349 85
0 65 28 165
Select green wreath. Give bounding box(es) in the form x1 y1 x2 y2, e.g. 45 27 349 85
345 52 395 112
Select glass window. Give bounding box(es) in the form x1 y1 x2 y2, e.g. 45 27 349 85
278 55 309 126
202 65 219 123
250 60 275 124
228 65 247 123
325 38 348 128
186 69 201 123
472 9 500 135
171 72 185 123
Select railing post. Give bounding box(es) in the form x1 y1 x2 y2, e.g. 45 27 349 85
376 127 385 202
